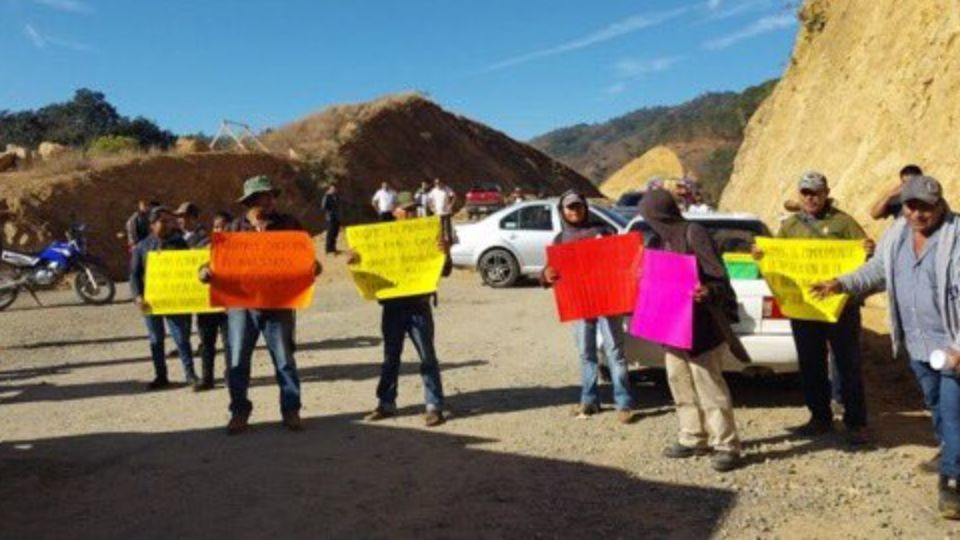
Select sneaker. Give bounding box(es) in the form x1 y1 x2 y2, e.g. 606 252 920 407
711 451 743 472
662 442 710 459
787 418 834 437
918 451 942 475
226 413 249 435
146 378 170 391
281 411 303 431
940 475 960 520
845 426 872 447
574 403 600 419
364 406 397 422
424 410 445 427
616 409 636 425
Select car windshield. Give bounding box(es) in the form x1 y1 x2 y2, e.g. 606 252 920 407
628 218 770 255
590 205 628 230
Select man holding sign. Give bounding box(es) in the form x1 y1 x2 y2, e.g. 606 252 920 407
347 195 452 427
754 171 874 444
813 176 960 519
130 206 198 390
202 175 320 434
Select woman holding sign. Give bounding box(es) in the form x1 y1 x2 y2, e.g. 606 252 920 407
639 189 744 472
541 191 636 424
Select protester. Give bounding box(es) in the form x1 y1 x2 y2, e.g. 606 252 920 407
540 191 636 424
639 189 744 471
321 183 341 254
429 178 457 243
675 178 697 211
175 202 227 391
372 182 397 222
125 200 159 251
130 206 197 390
869 164 924 220
415 181 432 217
755 171 874 445
812 175 960 519
201 175 318 434
350 194 452 427
509 187 525 205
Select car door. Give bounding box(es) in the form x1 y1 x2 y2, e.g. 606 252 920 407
498 202 557 271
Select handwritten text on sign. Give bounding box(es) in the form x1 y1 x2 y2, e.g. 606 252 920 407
545 232 643 322
345 216 445 301
145 250 222 315
210 231 316 309
755 237 867 322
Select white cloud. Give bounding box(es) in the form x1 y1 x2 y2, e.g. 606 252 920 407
479 6 692 73
702 13 795 49
614 56 683 78
23 22 95 52
700 0 775 22
30 0 92 13
606 82 627 95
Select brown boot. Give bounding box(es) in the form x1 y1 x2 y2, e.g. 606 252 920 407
424 410 445 427
226 413 249 435
616 409 636 425
282 411 303 431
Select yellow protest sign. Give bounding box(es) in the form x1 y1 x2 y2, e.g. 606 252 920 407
145 250 222 315
755 237 867 322
345 216 445 301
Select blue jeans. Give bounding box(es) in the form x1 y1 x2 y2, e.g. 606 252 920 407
790 306 867 428
572 316 634 410
378 299 444 410
144 314 194 381
197 312 229 384
227 309 301 416
910 360 960 478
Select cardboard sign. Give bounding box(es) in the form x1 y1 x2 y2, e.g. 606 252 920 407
144 250 222 315
723 252 760 280
545 232 643 322
755 237 867 322
345 216 446 301
210 231 316 309
629 249 698 349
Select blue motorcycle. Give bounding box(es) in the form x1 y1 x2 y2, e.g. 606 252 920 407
0 224 115 310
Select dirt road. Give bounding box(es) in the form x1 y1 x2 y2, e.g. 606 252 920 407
0 259 957 539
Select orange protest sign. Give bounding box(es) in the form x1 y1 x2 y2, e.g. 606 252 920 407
210 231 316 309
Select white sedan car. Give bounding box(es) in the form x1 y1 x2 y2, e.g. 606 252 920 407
451 199 627 287
621 213 797 375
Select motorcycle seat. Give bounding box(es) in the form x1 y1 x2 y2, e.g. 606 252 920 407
0 250 40 267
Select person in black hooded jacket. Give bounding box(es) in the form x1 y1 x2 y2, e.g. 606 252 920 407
541 191 636 424
639 189 744 472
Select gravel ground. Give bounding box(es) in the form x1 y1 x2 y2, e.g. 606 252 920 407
1 257 958 539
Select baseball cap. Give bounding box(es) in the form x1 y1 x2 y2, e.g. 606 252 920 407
798 171 828 192
147 206 171 223
900 175 943 205
174 202 199 217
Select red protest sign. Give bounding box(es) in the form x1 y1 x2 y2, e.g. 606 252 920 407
210 231 316 309
545 232 643 322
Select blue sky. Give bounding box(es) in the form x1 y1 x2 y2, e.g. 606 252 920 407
2 0 799 140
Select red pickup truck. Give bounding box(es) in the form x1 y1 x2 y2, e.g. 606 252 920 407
464 183 505 220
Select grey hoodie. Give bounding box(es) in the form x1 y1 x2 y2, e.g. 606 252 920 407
838 213 960 358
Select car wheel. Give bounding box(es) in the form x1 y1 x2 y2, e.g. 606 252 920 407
478 248 519 288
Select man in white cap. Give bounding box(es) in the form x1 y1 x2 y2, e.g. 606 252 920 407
814 175 960 519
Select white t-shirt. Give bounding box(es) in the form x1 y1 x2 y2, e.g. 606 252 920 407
429 186 454 216
372 189 397 213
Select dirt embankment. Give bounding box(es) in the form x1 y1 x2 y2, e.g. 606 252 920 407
0 152 318 279
721 0 960 238
264 93 602 214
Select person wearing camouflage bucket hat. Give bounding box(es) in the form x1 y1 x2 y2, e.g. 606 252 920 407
754 169 876 446
237 174 282 205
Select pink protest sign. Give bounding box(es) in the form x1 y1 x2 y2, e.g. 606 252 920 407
629 249 698 350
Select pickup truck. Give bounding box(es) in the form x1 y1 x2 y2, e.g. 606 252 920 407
464 183 505 220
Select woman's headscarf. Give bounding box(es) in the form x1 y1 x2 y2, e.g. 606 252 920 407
639 189 688 252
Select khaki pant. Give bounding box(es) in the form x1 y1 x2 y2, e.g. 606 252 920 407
665 344 740 453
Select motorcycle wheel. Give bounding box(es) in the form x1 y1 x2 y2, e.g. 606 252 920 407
0 270 20 311
74 264 116 305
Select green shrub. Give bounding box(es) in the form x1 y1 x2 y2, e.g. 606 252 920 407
88 135 140 155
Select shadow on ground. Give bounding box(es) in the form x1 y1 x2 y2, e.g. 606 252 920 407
0 414 737 539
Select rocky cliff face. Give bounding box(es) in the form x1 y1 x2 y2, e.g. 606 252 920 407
720 0 960 237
